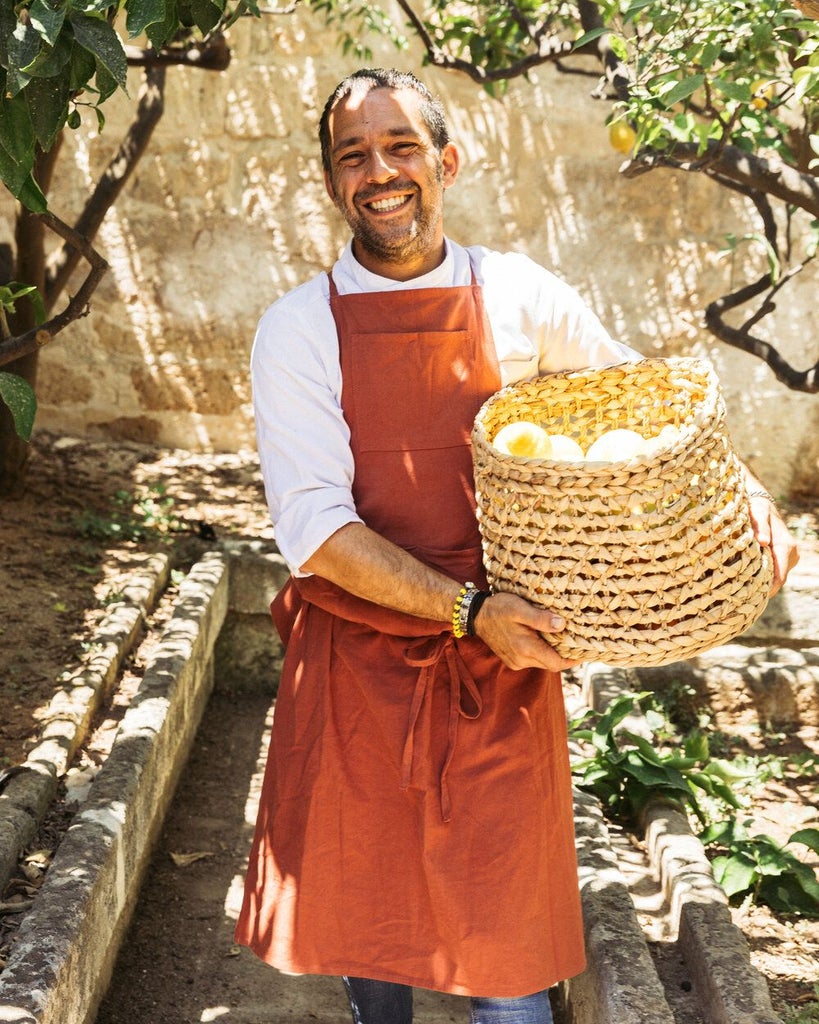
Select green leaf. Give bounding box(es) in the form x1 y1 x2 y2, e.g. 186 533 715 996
0 372 37 442
125 0 168 38
608 34 628 62
94 62 120 104
704 757 757 784
25 73 71 150
0 90 48 208
190 0 223 34
572 26 608 49
0 90 36 168
146 0 179 50
753 838 796 876
28 0 66 46
69 12 128 92
712 79 752 103
69 40 98 92
8 17 42 81
617 731 664 765
789 827 819 856
793 64 819 103
16 173 48 212
660 74 705 107
21 32 74 80
0 282 46 324
684 731 710 762
623 0 655 22
713 852 758 898
759 868 819 916
622 752 689 791
699 819 740 846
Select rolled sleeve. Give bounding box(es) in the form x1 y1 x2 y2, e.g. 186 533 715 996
251 283 363 575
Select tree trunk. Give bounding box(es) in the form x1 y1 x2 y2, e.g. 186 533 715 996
0 146 59 497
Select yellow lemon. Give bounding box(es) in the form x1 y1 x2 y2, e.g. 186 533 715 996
545 434 585 461
643 424 682 455
586 428 648 463
750 79 775 110
609 121 637 154
493 421 552 458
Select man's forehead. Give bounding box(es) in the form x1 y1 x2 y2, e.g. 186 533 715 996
328 85 426 136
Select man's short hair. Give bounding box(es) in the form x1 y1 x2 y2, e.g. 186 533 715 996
319 68 450 173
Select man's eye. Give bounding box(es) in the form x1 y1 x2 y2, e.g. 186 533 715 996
339 152 364 164
393 143 417 154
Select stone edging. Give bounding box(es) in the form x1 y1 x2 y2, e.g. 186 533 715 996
0 552 228 1024
583 661 784 1024
0 554 171 899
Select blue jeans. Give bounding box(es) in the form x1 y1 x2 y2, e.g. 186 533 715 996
343 976 555 1024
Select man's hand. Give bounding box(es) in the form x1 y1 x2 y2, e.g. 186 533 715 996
472 591 579 672
749 495 800 596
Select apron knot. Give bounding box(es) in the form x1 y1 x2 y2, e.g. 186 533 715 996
400 634 483 822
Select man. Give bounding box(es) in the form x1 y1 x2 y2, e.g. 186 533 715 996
235 68 798 1024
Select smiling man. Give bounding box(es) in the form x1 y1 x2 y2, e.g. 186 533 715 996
321 79 458 278
235 68 798 1024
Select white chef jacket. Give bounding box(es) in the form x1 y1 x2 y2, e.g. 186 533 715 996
251 238 638 574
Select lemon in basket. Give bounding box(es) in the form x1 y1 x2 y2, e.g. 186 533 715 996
643 424 683 454
545 434 585 461
492 421 553 458
586 428 649 463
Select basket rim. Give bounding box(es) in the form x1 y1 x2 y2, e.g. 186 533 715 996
471 356 722 469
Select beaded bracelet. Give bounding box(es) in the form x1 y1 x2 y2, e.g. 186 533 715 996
748 489 776 505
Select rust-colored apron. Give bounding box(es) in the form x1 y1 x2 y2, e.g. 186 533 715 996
235 269 585 997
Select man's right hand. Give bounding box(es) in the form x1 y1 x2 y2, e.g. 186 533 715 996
472 592 579 672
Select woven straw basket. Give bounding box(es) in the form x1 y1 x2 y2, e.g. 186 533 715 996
471 358 772 667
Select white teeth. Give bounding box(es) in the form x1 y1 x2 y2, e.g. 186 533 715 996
368 195 407 211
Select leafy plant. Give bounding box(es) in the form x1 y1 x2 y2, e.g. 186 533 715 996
0 0 262 212
73 485 182 542
700 819 819 917
569 691 750 823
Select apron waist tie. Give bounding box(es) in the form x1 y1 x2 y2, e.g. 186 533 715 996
400 635 483 823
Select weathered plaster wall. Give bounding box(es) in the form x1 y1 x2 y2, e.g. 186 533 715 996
2 5 817 496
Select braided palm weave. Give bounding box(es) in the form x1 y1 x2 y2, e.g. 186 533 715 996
471 358 772 667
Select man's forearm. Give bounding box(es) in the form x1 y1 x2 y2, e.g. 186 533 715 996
301 523 587 672
301 522 461 623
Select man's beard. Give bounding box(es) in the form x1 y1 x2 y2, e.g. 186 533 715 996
336 167 445 268
351 199 440 266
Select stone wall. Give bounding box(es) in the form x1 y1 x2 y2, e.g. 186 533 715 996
2 4 817 497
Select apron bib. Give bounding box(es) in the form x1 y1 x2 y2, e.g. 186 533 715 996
235 268 585 997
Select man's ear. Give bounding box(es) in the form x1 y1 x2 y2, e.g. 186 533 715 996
441 143 460 189
323 169 337 204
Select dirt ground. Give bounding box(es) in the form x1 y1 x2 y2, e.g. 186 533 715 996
0 430 817 1021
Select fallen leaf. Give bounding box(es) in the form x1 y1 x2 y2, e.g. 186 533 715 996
169 851 214 867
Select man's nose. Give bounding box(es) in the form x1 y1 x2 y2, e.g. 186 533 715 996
365 149 398 183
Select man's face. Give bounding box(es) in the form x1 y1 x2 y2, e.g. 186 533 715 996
323 85 459 280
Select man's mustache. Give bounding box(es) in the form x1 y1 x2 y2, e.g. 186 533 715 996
356 182 419 203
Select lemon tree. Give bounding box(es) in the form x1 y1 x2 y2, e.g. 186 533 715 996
315 0 817 393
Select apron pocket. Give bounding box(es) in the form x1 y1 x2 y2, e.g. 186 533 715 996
349 330 479 452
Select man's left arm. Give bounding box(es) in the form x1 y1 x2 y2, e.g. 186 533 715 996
742 467 800 595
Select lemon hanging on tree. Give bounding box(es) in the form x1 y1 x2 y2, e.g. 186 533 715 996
609 120 637 154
